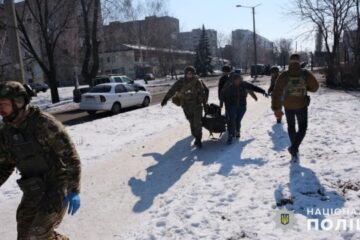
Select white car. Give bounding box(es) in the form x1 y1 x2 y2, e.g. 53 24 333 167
79 83 151 115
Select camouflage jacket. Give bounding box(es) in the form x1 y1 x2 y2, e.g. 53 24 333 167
0 106 81 193
164 76 208 107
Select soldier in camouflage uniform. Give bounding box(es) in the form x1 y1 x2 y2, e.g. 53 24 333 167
0 81 81 240
161 66 208 148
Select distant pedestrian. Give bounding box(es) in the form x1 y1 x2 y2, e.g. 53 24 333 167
271 54 319 159
218 65 232 109
268 66 283 123
220 74 267 144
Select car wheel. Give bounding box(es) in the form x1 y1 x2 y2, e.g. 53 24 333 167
142 97 150 107
111 102 121 115
87 110 96 115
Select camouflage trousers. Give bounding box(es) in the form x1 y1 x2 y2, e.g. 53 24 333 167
17 194 68 240
183 105 203 141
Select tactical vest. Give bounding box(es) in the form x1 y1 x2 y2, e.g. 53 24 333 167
179 78 202 105
284 70 308 97
2 112 52 179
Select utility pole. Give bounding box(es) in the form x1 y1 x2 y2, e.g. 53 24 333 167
252 7 258 78
236 3 261 78
4 0 24 83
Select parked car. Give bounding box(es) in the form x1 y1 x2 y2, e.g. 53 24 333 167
79 83 151 115
144 73 155 83
73 87 90 103
73 75 146 103
93 75 134 85
29 82 49 93
234 69 243 75
212 70 223 76
300 61 308 68
93 75 146 91
250 64 266 77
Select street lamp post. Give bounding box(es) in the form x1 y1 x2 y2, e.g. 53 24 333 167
236 3 261 78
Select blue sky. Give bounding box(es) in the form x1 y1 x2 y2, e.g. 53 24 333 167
168 0 314 50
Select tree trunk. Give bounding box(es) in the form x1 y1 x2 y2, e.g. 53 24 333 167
47 52 60 103
80 0 100 87
89 0 100 82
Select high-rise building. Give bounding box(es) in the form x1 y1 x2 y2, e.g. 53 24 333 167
103 16 180 51
231 29 274 68
179 28 218 56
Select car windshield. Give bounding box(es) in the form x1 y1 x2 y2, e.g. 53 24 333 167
89 85 112 93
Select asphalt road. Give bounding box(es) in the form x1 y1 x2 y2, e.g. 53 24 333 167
53 76 220 126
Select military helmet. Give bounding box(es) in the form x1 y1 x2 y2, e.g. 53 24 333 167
270 66 280 74
0 81 30 104
184 66 196 75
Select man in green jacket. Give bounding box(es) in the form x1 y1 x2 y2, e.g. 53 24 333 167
161 66 208 148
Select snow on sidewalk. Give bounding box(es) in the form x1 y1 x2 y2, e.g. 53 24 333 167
1 79 360 240
117 87 360 240
63 85 360 240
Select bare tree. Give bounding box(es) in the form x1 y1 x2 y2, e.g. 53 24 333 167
346 0 360 63
216 32 230 66
79 0 101 86
291 0 354 86
274 38 293 67
16 0 76 103
0 14 6 60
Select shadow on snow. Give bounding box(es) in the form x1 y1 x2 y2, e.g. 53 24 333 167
275 159 345 226
268 122 290 152
129 135 267 213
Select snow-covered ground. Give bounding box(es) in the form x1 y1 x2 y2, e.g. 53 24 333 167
31 86 80 113
1 76 360 239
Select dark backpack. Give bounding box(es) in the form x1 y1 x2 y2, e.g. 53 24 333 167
202 103 227 137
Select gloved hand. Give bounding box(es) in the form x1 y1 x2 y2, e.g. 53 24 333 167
161 99 167 107
64 192 81 215
274 110 284 119
263 92 269 98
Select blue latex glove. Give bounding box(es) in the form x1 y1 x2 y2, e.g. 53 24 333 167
63 192 81 215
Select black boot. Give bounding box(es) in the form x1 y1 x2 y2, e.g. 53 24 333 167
227 135 233 145
235 132 241 139
194 139 202 149
288 146 298 158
